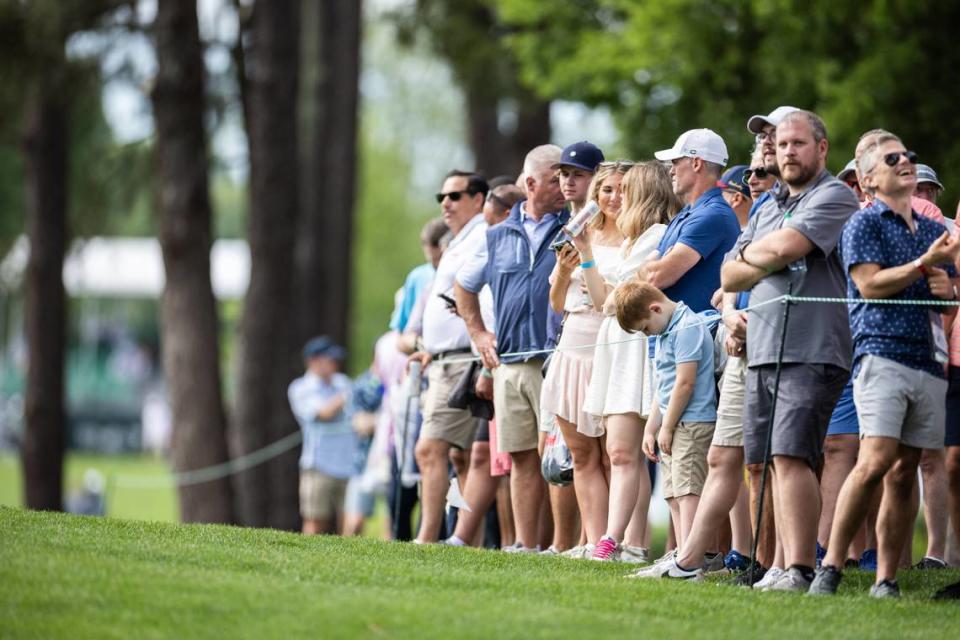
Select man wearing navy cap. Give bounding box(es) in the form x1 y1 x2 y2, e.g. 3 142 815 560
553 141 605 215
288 336 355 535
717 165 753 228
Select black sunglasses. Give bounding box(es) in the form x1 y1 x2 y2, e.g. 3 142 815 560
435 189 475 204
744 167 769 180
883 150 918 167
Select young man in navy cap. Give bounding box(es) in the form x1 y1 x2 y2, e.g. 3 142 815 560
554 141 605 215
288 336 354 535
717 165 754 228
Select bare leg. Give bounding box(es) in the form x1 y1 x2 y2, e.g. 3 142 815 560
602 413 646 541
676 494 700 549
414 437 452 543
773 455 821 569
818 434 858 551
510 448 545 549
677 446 745 568
947 447 960 564
876 447 922 583
496 476 515 548
452 441 499 546
730 476 752 554
920 448 949 561
748 462 777 567
623 466 652 549
557 416 608 545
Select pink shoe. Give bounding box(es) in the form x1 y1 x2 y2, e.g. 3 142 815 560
591 536 621 561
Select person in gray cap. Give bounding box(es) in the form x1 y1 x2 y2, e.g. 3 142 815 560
915 164 944 205
837 159 864 202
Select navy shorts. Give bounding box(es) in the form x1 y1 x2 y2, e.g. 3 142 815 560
826 378 858 436
944 366 960 447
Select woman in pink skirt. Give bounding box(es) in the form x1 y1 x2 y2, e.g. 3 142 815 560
541 161 631 558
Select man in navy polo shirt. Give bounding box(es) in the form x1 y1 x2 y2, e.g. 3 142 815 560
641 129 740 312
810 133 960 599
455 144 569 553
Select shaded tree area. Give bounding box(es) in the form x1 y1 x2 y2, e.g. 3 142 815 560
229 0 302 529
491 0 960 209
152 0 233 523
392 0 550 179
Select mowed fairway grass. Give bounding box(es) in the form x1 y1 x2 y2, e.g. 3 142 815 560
2 508 959 639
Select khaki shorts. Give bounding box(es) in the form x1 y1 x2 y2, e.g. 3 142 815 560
300 470 348 521
492 361 543 453
714 355 746 447
420 360 477 450
660 421 715 498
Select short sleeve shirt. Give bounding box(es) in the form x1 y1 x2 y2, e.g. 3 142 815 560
842 199 957 378
655 303 717 422
288 372 356 478
657 187 741 312
732 170 860 369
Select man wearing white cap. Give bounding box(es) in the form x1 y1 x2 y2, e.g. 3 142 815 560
641 129 741 312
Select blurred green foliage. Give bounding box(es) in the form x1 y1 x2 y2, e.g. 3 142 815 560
492 0 960 214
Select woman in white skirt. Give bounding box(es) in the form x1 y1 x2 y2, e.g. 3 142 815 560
580 161 683 561
541 162 631 557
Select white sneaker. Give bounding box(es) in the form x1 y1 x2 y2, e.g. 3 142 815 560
562 544 595 559
753 567 785 590
763 567 811 592
539 545 560 556
503 541 539 553
620 545 650 564
652 549 677 566
626 556 701 580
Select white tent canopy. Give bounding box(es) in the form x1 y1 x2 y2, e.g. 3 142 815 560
0 236 250 300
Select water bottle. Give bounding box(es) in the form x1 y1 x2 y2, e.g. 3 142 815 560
563 200 602 237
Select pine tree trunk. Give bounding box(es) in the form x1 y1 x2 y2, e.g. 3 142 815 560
152 0 233 524
231 0 302 530
296 0 362 348
21 73 67 512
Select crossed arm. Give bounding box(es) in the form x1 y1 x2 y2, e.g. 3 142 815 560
721 228 815 292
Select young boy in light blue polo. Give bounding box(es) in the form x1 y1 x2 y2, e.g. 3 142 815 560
615 281 716 578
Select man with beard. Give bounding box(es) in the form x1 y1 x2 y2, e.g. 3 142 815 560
721 110 860 592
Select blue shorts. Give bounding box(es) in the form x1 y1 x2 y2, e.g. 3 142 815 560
944 366 960 447
826 379 859 436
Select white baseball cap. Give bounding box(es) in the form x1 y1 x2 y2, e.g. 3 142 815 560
746 106 801 134
654 129 728 166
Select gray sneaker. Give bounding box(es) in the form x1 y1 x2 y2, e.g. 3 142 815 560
869 580 901 599
620 545 650 564
539 545 560 556
808 565 842 596
562 544 595 559
753 567 785 590
703 552 725 573
503 541 539 553
763 567 812 593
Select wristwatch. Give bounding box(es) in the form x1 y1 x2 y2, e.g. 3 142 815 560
913 258 928 276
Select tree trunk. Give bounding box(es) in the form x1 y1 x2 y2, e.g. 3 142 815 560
230 0 302 530
296 0 362 348
21 72 68 511
152 0 233 524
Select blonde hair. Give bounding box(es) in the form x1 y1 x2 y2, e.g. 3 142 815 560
618 161 682 243
586 162 631 231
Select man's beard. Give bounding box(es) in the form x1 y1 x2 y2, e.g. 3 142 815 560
782 161 819 188
764 160 781 178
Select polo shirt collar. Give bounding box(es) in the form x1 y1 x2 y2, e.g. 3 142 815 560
520 203 558 224
449 213 484 249
775 169 831 207
664 302 689 334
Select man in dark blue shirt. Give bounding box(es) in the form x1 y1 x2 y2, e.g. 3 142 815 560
642 129 741 312
811 132 960 599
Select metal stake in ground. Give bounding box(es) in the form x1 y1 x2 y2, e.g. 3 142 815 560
745 288 793 585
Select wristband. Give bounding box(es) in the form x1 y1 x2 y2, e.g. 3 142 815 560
580 260 596 269
480 367 493 379
913 258 928 277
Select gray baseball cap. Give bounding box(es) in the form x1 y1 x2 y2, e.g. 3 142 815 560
916 164 944 190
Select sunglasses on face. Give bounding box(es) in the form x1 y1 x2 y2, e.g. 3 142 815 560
883 150 918 167
435 189 475 204
744 167 769 180
844 178 859 189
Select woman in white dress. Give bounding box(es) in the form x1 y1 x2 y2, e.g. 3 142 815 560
541 162 631 557
579 161 683 561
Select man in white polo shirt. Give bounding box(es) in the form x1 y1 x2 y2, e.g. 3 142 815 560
409 170 489 543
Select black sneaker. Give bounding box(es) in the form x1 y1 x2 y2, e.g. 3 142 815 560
933 580 960 600
912 556 948 570
808 565 842 596
731 562 767 587
844 558 859 569
869 580 901 599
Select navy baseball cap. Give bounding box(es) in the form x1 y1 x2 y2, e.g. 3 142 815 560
552 141 605 173
717 165 751 198
302 336 346 361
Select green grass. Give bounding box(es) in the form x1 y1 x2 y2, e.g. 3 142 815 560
0 453 178 522
1 508 958 639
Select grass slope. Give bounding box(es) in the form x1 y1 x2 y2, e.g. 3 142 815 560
2 507 959 640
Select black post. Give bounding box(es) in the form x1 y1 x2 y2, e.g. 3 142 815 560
746 287 794 584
